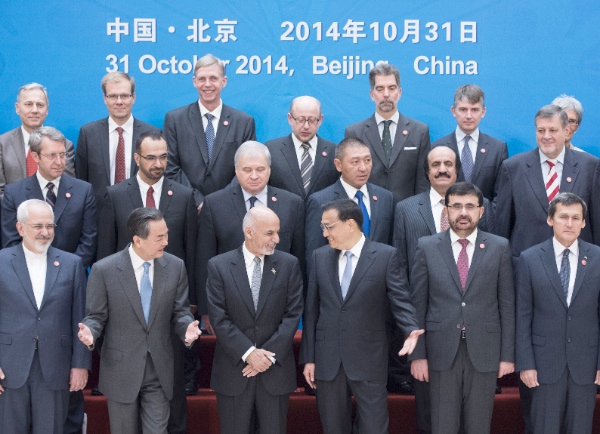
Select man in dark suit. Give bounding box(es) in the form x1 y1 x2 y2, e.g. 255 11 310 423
0 83 75 202
516 193 600 434
196 141 305 335
305 137 394 270
344 63 430 204
95 131 197 433
75 72 160 212
432 84 508 201
78 208 202 434
0 199 90 434
410 182 515 434
300 199 423 433
265 96 338 200
2 127 97 269
206 206 303 433
163 54 256 207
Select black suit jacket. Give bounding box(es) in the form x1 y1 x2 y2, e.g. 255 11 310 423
163 103 256 205
96 176 198 303
432 131 508 200
265 134 339 200
345 113 431 204
75 117 160 211
196 183 305 315
207 248 303 396
1 174 97 268
494 148 600 256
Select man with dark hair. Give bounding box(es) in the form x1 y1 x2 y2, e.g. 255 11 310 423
300 198 423 433
432 84 508 200
410 182 515 433
345 63 430 204
78 207 201 434
516 192 600 434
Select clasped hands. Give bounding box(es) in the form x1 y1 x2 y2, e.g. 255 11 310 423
242 348 275 377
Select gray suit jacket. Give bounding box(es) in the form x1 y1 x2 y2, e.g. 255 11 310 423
265 134 339 200
516 239 600 385
0 245 89 390
300 239 419 382
409 230 515 373
83 249 194 403
432 131 508 200
0 126 75 201
163 103 256 205
75 117 160 211
345 113 430 204
207 248 303 396
494 148 600 256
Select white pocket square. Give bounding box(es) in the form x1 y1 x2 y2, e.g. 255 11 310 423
404 147 417 150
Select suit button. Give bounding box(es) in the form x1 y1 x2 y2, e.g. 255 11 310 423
567 338 571 343
568 316 572 320
255 326 259 331
461 302 466 307
37 317 41 321
456 324 461 329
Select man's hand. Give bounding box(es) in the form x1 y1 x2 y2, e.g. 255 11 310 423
498 361 515 378
78 323 94 347
595 370 600 386
411 359 429 382
0 367 5 394
185 320 202 344
242 365 260 378
520 369 539 388
303 363 316 389
246 349 275 373
201 315 215 336
69 368 89 392
399 329 425 356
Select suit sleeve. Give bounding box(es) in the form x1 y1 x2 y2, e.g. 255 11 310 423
96 190 117 261
478 198 495 234
492 161 513 240
299 251 319 365
386 249 419 337
408 242 429 361
64 139 76 177
1 186 20 248
196 197 218 316
241 115 257 142
82 263 110 342
75 128 89 181
392 203 410 278
414 126 432 195
170 260 195 341
71 258 91 369
73 183 97 268
515 254 535 372
183 190 199 305
304 195 327 275
290 198 306 286
163 111 193 190
497 239 515 363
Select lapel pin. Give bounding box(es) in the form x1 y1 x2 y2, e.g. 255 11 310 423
322 151 327 157
372 196 378 201
271 268 276 274
479 243 485 249
53 261 60 267
223 120 229 126
566 177 572 183
168 190 173 196
582 259 587 266
480 148 486 153
271 196 277 202
66 192 71 198
402 129 408 136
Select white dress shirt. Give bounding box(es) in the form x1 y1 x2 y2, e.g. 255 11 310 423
198 99 223 137
552 237 578 306
23 243 47 309
108 115 134 184
539 147 565 186
449 229 478 267
128 245 154 293
242 186 268 211
136 174 164 209
430 188 445 233
36 171 61 201
455 127 479 165
375 111 399 144
339 177 371 217
291 134 317 168
338 234 366 285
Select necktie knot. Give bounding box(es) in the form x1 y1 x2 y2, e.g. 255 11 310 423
355 190 363 200
254 256 261 266
440 198 445 205
547 160 555 169
563 248 570 258
249 196 257 208
205 113 214 121
46 182 55 191
458 239 469 249
301 142 311 151
143 261 150 273
116 127 124 135
344 250 353 260
146 186 156 208
383 120 392 127
464 135 471 144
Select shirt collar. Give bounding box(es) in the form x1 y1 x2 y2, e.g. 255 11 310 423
199 100 223 120
242 186 268 205
36 170 61 189
136 173 164 191
539 146 565 165
449 228 478 246
455 127 480 144
242 242 264 265
374 110 399 126
291 133 318 149
108 115 134 134
340 234 366 260
128 244 154 270
552 237 579 258
429 187 444 207
22 242 47 260
339 176 368 199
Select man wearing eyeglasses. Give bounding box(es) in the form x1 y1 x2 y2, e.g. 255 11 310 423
265 96 338 201
551 94 585 152
75 72 160 213
410 182 515 434
95 130 197 434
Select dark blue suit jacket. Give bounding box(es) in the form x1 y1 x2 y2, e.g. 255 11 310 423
1 174 97 268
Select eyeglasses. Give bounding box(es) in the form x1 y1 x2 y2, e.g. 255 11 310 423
138 153 168 162
568 119 579 126
320 221 341 231
447 203 480 211
26 223 57 231
105 93 133 102
39 152 67 160
290 114 320 126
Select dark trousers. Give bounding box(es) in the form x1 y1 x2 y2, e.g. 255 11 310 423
63 390 85 434
168 335 187 434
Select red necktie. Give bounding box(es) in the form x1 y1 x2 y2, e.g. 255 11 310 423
114 127 126 184
440 199 450 232
146 186 156 208
546 160 559 202
457 239 470 292
26 149 37 176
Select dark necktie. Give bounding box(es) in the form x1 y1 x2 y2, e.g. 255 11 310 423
300 142 313 192
355 190 370 236
45 182 56 208
559 249 570 302
251 256 261 310
205 113 215 161
140 262 152 324
340 251 353 299
461 135 474 182
146 186 156 208
249 196 257 208
546 160 559 202
440 199 450 232
114 127 126 184
26 149 37 176
457 239 470 292
381 120 393 163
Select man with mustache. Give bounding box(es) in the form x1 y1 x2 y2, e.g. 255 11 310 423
345 63 431 204
409 182 515 434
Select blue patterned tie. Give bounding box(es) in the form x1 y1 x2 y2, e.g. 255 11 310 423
340 251 353 299
461 135 474 182
205 113 215 161
140 262 152 324
559 249 570 302
355 190 370 236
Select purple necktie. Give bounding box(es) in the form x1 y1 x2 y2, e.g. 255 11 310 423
457 239 470 291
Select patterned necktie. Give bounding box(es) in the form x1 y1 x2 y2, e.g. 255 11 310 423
440 199 450 232
140 262 152 324
205 113 215 161
114 127 126 184
461 135 474 182
559 249 570 302
45 182 56 208
381 120 393 163
355 190 370 236
249 196 257 209
457 239 470 292
340 251 353 299
146 186 156 208
26 149 37 176
251 256 261 310
546 160 559 202
300 142 313 192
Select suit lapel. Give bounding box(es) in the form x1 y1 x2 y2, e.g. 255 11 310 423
12 128 27 178
267 186 278 213
209 105 232 171
231 185 249 221
571 241 589 304
309 136 332 195
344 240 376 302
117 250 148 328
11 245 38 311
126 178 145 208
471 133 490 183
523 150 549 215
130 120 142 177
256 254 278 317
417 192 437 235
280 136 304 193
389 113 409 166
148 255 168 328
53 176 72 222
40 248 61 311
25 176 44 200
559 149 579 194
463 232 487 292
188 103 209 166
540 240 568 309
437 232 462 293
326 248 344 304
364 116 388 167
230 248 256 315
158 179 173 213
366 184 380 237
99 119 111 184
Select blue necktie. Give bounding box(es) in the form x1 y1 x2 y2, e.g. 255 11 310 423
205 113 215 161
140 262 152 324
559 249 570 302
341 251 353 299
461 135 474 182
355 190 370 236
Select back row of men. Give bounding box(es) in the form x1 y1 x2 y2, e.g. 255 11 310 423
0 54 598 434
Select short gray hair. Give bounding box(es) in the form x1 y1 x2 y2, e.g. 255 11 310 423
453 84 485 107
29 126 66 154
101 71 135 94
17 83 48 104
17 199 53 223
234 141 271 168
551 94 583 126
368 63 399 89
534 105 568 128
194 54 226 76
